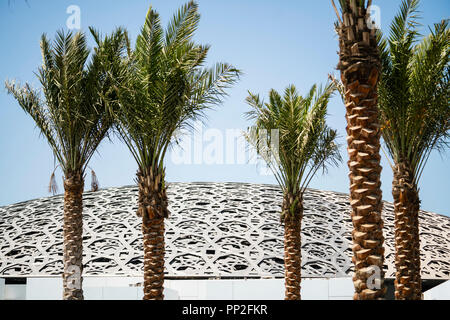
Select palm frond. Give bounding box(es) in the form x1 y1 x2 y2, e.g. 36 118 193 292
6 28 127 178
165 0 200 50
90 169 99 191
245 83 341 195
334 0 371 14
113 2 241 178
48 171 58 195
379 4 449 186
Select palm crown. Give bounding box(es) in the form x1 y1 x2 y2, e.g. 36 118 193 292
378 0 450 185
245 84 341 196
114 1 240 180
5 29 127 177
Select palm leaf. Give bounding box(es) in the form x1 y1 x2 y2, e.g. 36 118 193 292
244 83 341 195
378 0 450 186
113 2 241 178
5 28 127 181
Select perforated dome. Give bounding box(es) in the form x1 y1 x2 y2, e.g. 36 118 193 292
0 182 449 279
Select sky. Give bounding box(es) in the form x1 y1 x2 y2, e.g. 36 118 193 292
0 0 449 216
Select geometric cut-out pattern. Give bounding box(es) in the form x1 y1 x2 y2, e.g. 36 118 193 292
0 183 449 279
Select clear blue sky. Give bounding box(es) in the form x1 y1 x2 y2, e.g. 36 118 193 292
1 0 449 216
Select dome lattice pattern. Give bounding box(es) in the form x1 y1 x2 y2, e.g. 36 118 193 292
0 183 449 279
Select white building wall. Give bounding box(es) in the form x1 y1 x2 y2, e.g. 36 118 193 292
27 278 61 299
4 285 26 300
0 278 4 300
18 277 355 300
25 277 179 300
328 277 355 300
424 280 450 300
2 276 446 300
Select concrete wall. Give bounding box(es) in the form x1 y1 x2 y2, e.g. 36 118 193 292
328 278 355 300
166 279 284 300
26 278 61 300
19 277 354 300
0 278 4 300
4 285 26 300
4 277 448 300
25 277 178 300
424 280 450 300
165 278 353 300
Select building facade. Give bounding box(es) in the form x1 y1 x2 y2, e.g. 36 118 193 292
0 183 449 299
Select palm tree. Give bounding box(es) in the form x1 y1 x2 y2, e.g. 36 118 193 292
244 84 341 300
378 0 449 300
113 1 240 300
331 0 387 299
5 28 127 299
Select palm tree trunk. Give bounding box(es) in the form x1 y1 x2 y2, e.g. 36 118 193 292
137 169 169 300
62 171 84 300
392 162 422 300
283 193 303 300
336 4 386 300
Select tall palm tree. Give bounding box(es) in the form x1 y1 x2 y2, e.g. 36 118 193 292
331 0 387 299
378 0 450 300
244 84 341 300
113 1 240 300
5 28 127 300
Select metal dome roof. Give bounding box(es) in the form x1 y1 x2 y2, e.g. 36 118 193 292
0 182 449 279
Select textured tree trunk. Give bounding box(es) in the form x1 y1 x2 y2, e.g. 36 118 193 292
283 193 303 300
392 162 422 300
62 171 84 300
137 169 169 300
336 4 386 300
